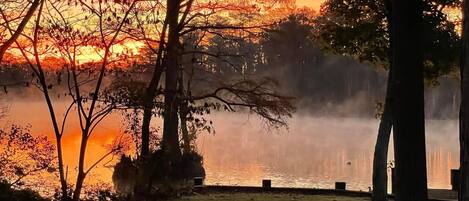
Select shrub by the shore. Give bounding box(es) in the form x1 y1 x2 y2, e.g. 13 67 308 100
0 181 49 201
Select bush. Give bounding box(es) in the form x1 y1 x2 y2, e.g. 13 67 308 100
112 150 205 200
0 180 49 201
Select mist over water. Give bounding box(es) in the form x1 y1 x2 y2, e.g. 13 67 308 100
0 98 460 191
199 114 459 191
0 48 462 191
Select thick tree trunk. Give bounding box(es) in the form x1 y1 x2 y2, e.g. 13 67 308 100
459 0 469 200
162 0 182 161
391 0 428 201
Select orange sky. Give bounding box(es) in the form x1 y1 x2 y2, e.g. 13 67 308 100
296 0 324 10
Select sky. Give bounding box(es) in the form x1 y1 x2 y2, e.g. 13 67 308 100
297 0 324 10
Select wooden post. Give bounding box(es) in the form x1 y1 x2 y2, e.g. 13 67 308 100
194 177 204 186
262 179 271 188
335 182 346 190
451 169 460 191
391 167 396 195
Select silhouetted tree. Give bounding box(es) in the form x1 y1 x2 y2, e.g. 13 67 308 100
319 1 459 200
137 0 295 158
391 0 428 200
460 0 469 200
1 0 137 200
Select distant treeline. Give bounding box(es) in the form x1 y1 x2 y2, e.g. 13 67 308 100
0 14 460 119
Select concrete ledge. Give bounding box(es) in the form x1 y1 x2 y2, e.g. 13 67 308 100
194 185 371 197
194 186 457 201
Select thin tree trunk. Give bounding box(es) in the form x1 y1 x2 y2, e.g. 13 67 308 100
372 76 393 201
141 66 164 156
180 104 190 154
459 0 469 200
178 67 191 154
372 1 393 200
72 134 88 201
30 1 68 198
41 75 68 199
55 136 68 199
0 0 42 63
391 0 428 200
140 18 168 156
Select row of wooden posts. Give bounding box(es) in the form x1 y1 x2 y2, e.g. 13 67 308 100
260 179 347 190
193 169 460 192
193 177 347 190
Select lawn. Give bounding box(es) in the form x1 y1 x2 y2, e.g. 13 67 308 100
173 193 371 201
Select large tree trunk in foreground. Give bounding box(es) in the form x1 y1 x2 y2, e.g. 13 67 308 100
391 0 428 200
460 0 469 200
162 0 182 162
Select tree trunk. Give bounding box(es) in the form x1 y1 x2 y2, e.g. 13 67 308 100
72 134 88 201
162 0 182 161
372 83 393 201
38 55 68 200
372 1 393 200
55 136 68 200
391 0 428 200
180 100 191 153
140 18 168 157
460 0 469 200
179 77 191 154
141 67 163 156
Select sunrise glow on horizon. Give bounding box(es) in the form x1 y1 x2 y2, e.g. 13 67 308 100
1 0 324 67
0 0 465 200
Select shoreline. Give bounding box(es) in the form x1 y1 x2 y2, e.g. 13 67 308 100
193 185 457 201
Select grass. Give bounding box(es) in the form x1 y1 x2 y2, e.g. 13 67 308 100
173 193 371 201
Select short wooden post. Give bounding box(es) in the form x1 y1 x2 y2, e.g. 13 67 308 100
451 169 460 191
262 179 271 188
335 182 346 190
194 177 204 186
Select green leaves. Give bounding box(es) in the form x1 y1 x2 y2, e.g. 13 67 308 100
317 0 460 80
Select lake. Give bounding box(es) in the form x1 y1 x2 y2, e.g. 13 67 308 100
2 100 459 192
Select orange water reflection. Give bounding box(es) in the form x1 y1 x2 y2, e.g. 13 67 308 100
2 101 460 192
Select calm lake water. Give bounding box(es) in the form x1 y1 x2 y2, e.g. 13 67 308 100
2 100 460 192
